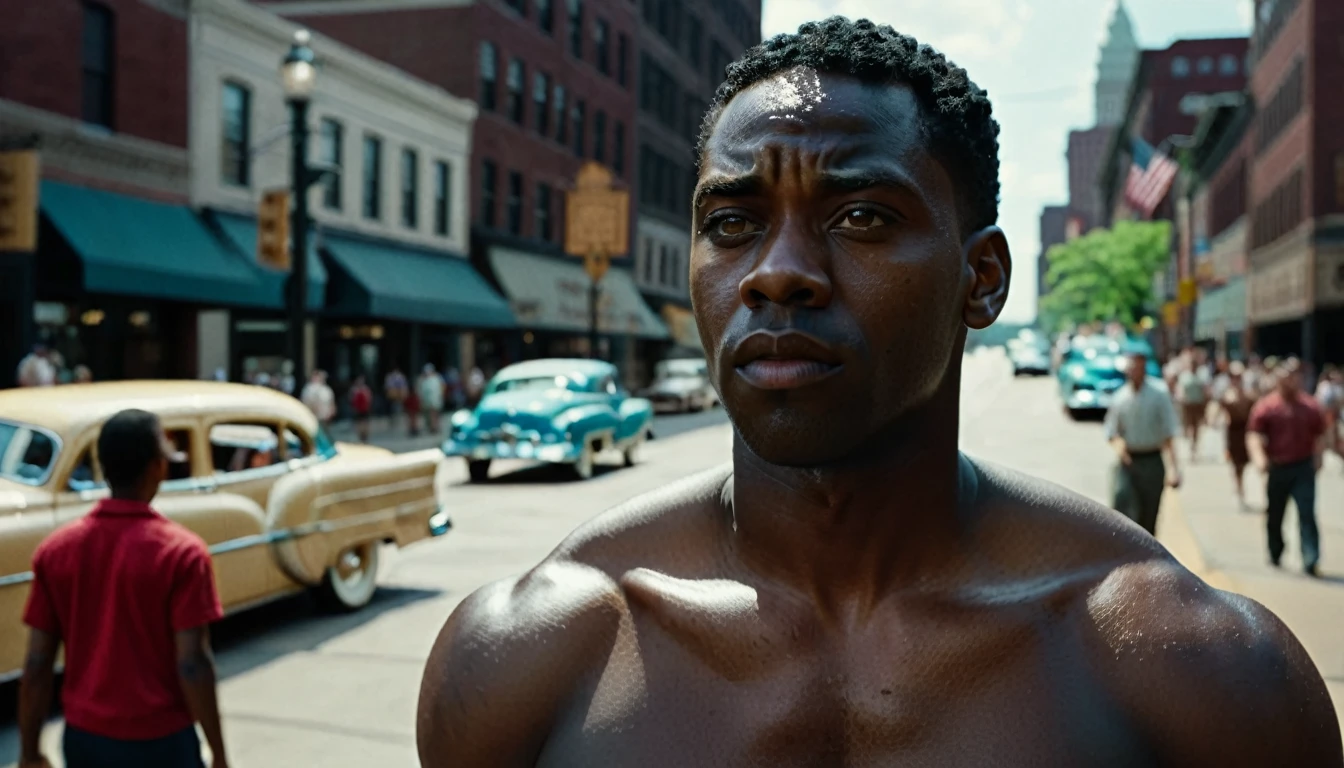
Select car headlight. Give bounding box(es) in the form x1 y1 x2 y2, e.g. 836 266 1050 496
1067 364 1087 379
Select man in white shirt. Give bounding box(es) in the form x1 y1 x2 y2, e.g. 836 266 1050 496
1105 351 1183 535
15 344 56 388
301 369 336 427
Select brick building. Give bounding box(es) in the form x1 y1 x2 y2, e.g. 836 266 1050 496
0 0 254 382
262 0 668 384
632 0 760 359
1067 127 1113 233
1243 0 1344 367
1100 37 1250 227
1037 205 1069 312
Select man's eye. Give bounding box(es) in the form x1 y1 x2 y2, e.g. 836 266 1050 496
710 216 763 238
834 208 889 230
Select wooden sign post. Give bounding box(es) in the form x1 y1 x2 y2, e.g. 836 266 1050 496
564 162 629 359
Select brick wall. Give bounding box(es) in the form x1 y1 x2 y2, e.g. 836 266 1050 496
0 0 188 148
283 1 637 250
1310 0 1344 217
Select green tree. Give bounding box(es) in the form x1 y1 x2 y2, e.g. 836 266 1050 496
1039 220 1170 333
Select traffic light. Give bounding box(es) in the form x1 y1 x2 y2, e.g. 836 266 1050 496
0 150 39 252
257 188 291 270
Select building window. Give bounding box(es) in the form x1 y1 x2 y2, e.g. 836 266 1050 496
554 85 568 143
1171 56 1190 78
319 118 343 210
537 0 553 34
480 159 497 227
81 3 115 128
433 160 452 236
593 110 606 163
221 82 251 187
686 14 702 65
1256 59 1305 155
507 58 526 124
568 0 583 59
617 33 629 87
572 100 585 156
613 120 625 176
1219 53 1239 76
535 182 553 240
642 238 654 283
362 135 382 220
534 72 551 135
1197 56 1214 75
658 245 670 286
479 42 498 111
594 18 610 75
506 171 523 235
401 148 419 229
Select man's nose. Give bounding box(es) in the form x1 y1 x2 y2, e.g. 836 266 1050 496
737 228 832 310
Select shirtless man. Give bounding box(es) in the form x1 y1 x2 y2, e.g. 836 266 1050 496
418 17 1340 767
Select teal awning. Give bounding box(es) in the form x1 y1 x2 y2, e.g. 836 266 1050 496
208 211 327 310
1194 277 1248 341
489 247 669 339
323 235 515 328
40 181 273 308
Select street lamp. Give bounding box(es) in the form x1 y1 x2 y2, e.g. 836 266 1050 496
281 29 317 388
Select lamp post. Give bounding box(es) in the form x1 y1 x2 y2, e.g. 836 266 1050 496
281 29 318 388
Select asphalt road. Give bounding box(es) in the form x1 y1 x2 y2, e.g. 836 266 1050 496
3 350 1134 767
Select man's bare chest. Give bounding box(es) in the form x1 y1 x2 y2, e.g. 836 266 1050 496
536 581 1152 767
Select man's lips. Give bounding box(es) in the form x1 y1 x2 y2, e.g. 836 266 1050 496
736 358 840 390
730 331 843 390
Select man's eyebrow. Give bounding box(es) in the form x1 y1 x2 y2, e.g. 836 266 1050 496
693 175 763 210
692 168 922 210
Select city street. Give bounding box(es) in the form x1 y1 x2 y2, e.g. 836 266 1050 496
4 348 1342 765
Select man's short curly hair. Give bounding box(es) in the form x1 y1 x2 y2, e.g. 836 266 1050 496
696 16 1002 235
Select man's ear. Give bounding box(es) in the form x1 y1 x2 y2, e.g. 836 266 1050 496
962 226 1011 330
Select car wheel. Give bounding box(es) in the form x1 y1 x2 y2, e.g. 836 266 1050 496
573 442 595 480
623 436 642 467
467 459 491 483
317 541 380 612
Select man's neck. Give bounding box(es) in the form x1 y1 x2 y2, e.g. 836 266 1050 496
726 380 974 617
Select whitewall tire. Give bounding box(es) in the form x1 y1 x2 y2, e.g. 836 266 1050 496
317 541 380 612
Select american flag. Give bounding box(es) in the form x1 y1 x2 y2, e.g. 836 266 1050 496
1124 137 1179 219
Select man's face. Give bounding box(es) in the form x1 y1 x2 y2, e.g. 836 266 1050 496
1127 355 1149 386
691 69 1009 466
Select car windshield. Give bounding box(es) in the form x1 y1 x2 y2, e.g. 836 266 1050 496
489 374 583 394
0 420 59 486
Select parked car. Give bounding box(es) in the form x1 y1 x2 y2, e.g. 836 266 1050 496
0 380 449 680
1008 337 1052 376
443 359 654 482
1057 337 1161 418
644 358 718 413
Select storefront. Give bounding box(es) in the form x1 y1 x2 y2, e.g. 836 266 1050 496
1248 237 1312 362
1193 277 1247 360
319 231 516 406
30 181 278 382
486 246 669 388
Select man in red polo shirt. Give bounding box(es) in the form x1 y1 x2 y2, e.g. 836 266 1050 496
18 409 229 768
1248 360 1329 577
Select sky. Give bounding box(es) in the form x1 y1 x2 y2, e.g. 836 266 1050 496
760 0 1252 323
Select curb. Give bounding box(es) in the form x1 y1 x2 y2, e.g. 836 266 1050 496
1157 488 1242 594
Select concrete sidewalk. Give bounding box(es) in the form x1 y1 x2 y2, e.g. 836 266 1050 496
1157 433 1344 722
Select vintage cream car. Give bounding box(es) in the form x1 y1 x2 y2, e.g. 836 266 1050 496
0 381 449 680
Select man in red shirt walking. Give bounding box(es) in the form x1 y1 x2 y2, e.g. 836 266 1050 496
19 409 229 768
1248 361 1329 577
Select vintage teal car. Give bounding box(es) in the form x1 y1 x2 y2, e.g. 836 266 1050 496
442 359 655 482
1057 336 1162 418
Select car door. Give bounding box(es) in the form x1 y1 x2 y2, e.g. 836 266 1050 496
193 420 300 609
0 424 59 680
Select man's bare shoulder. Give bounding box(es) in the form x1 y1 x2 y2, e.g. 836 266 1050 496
972 460 1340 765
416 465 733 768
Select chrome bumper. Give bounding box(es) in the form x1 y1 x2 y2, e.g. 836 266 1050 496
442 439 580 464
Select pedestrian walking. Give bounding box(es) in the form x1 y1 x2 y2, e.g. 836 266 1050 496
384 367 409 430
301 370 337 429
466 365 486 408
1104 351 1182 535
405 388 422 437
1218 361 1256 509
18 409 227 768
72 365 93 384
444 367 465 412
1174 347 1211 463
418 364 445 435
1316 364 1343 461
350 375 373 443
15 344 56 388
277 361 297 396
1248 363 1329 576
